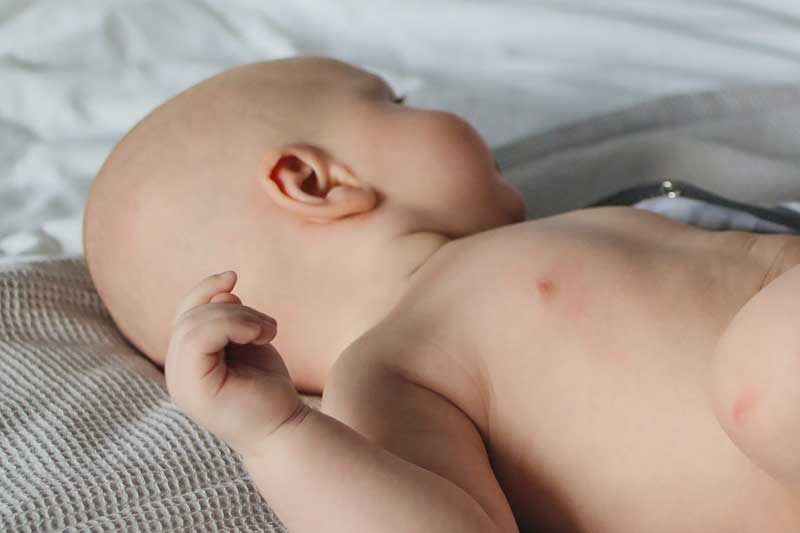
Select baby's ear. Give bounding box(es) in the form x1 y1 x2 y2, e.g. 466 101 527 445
260 144 378 223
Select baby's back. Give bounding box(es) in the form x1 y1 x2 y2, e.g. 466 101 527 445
377 206 800 532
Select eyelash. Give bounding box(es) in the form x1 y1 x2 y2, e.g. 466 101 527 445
392 94 407 104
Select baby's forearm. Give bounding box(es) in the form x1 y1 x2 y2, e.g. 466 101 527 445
242 407 500 532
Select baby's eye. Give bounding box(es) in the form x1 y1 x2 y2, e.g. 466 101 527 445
392 94 407 105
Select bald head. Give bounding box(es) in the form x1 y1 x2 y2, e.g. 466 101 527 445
84 56 523 389
83 57 381 363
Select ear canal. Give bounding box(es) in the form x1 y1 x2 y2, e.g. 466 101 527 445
273 153 327 201
299 170 321 196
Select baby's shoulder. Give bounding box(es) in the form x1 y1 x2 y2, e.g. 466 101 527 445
348 313 492 438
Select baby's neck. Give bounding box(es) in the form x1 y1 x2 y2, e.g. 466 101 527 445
341 229 451 353
309 230 452 392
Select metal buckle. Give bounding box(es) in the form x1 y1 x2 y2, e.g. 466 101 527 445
659 180 682 199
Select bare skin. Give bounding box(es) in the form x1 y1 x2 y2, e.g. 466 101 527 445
84 57 800 532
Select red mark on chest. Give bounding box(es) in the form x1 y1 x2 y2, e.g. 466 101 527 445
535 276 586 319
536 279 557 300
732 386 758 424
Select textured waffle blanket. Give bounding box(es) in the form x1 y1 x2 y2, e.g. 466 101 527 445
0 257 303 532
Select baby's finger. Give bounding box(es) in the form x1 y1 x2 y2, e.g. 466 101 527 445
210 292 242 305
178 317 266 388
173 270 237 324
177 304 276 333
186 309 277 340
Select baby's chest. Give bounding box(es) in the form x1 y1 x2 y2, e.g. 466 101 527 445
421 278 794 532
456 229 748 382
405 234 741 445
403 221 798 531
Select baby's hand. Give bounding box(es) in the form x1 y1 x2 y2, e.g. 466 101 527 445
165 271 307 457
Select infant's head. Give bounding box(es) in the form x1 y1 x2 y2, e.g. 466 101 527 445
83 56 525 391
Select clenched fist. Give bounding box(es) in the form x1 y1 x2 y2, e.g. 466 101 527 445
165 270 309 457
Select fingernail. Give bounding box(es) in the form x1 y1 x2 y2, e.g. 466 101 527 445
218 270 234 278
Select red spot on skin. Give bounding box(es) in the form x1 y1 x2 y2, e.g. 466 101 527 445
537 279 557 300
732 386 757 424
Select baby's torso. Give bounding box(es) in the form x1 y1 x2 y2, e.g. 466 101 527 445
378 206 800 532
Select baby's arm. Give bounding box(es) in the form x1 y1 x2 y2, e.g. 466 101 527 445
165 271 517 532
710 263 800 492
248 352 517 532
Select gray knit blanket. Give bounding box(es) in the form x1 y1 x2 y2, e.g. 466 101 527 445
0 257 305 532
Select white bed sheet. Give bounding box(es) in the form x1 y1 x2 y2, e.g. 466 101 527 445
2 0 800 260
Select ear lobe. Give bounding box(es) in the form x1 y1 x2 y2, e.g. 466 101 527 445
261 145 378 222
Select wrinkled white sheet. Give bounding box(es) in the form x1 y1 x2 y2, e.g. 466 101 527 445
3 0 800 259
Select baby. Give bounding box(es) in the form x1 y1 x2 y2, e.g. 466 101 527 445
82 56 800 532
